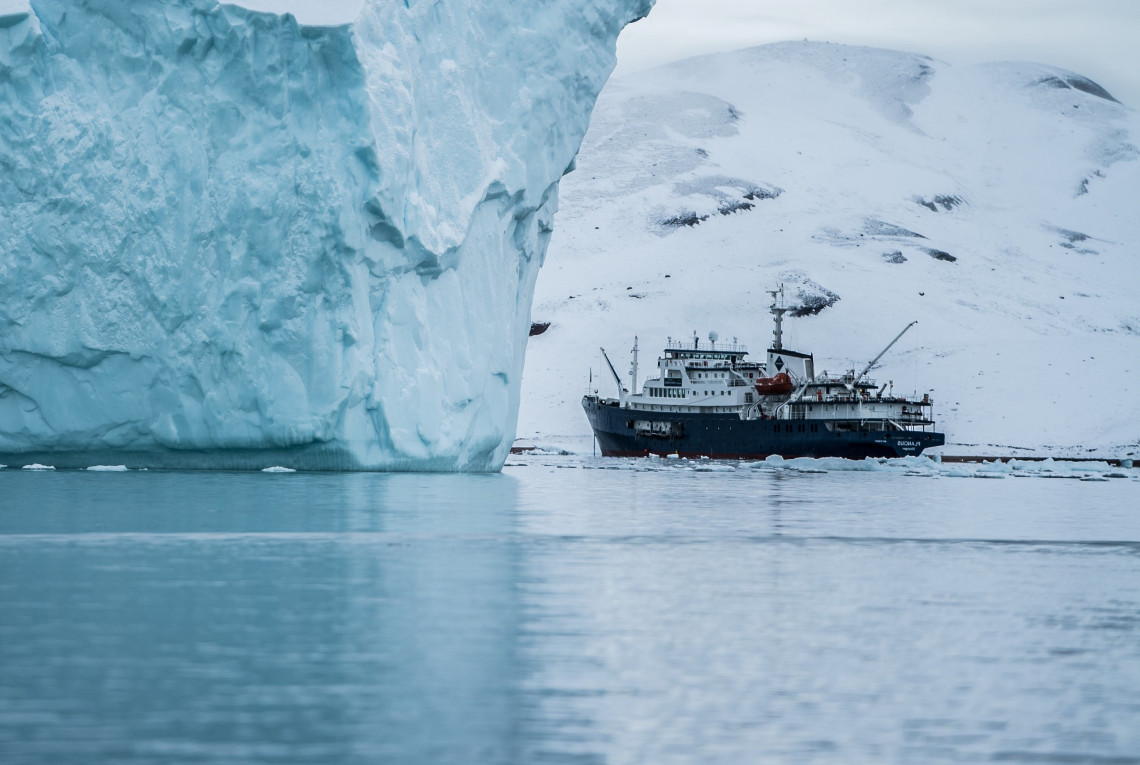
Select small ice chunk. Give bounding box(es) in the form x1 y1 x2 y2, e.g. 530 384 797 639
262 466 296 473
86 465 128 471
22 464 55 470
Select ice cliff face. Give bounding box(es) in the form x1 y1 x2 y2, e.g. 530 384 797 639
0 0 652 470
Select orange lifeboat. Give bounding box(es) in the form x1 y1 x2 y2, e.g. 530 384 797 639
755 372 793 395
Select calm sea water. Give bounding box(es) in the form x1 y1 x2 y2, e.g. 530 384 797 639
1 457 1138 764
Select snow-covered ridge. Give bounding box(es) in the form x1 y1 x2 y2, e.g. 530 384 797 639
522 41 1140 459
0 0 652 470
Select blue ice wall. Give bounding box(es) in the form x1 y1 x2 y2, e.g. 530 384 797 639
0 0 652 470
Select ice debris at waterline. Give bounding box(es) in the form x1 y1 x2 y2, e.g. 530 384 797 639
515 454 1137 481
746 455 1135 480
0 0 653 471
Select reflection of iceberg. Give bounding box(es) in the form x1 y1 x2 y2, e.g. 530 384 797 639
0 470 526 760
0 0 652 471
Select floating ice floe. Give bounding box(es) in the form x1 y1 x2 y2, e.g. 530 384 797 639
744 454 1132 481
86 465 128 472
692 464 736 472
534 451 1135 481
22 464 55 470
261 466 296 473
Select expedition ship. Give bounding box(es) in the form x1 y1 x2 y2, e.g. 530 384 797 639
582 286 945 459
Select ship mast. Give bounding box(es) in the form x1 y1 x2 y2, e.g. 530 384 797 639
769 284 788 351
630 336 639 394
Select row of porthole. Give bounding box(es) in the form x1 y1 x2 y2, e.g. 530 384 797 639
777 424 820 433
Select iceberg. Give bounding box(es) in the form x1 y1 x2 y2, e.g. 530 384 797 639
0 0 652 470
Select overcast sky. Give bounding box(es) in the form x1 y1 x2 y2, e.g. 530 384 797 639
613 0 1140 107
4 0 1135 106
227 0 1140 106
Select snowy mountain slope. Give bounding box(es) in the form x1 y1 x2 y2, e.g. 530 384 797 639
520 42 1140 457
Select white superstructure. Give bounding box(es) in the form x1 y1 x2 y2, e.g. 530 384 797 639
599 285 936 433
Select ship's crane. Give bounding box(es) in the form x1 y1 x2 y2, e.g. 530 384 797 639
599 347 627 406
846 321 918 391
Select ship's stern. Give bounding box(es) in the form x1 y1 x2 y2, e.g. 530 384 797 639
884 430 945 457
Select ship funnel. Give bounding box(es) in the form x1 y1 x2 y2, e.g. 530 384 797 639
768 284 788 351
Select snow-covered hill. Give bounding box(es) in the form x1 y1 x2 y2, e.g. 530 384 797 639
520 42 1140 458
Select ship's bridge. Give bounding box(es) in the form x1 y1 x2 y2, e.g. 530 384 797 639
661 337 760 384
664 337 749 360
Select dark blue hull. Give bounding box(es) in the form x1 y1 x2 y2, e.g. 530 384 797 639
583 396 944 459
